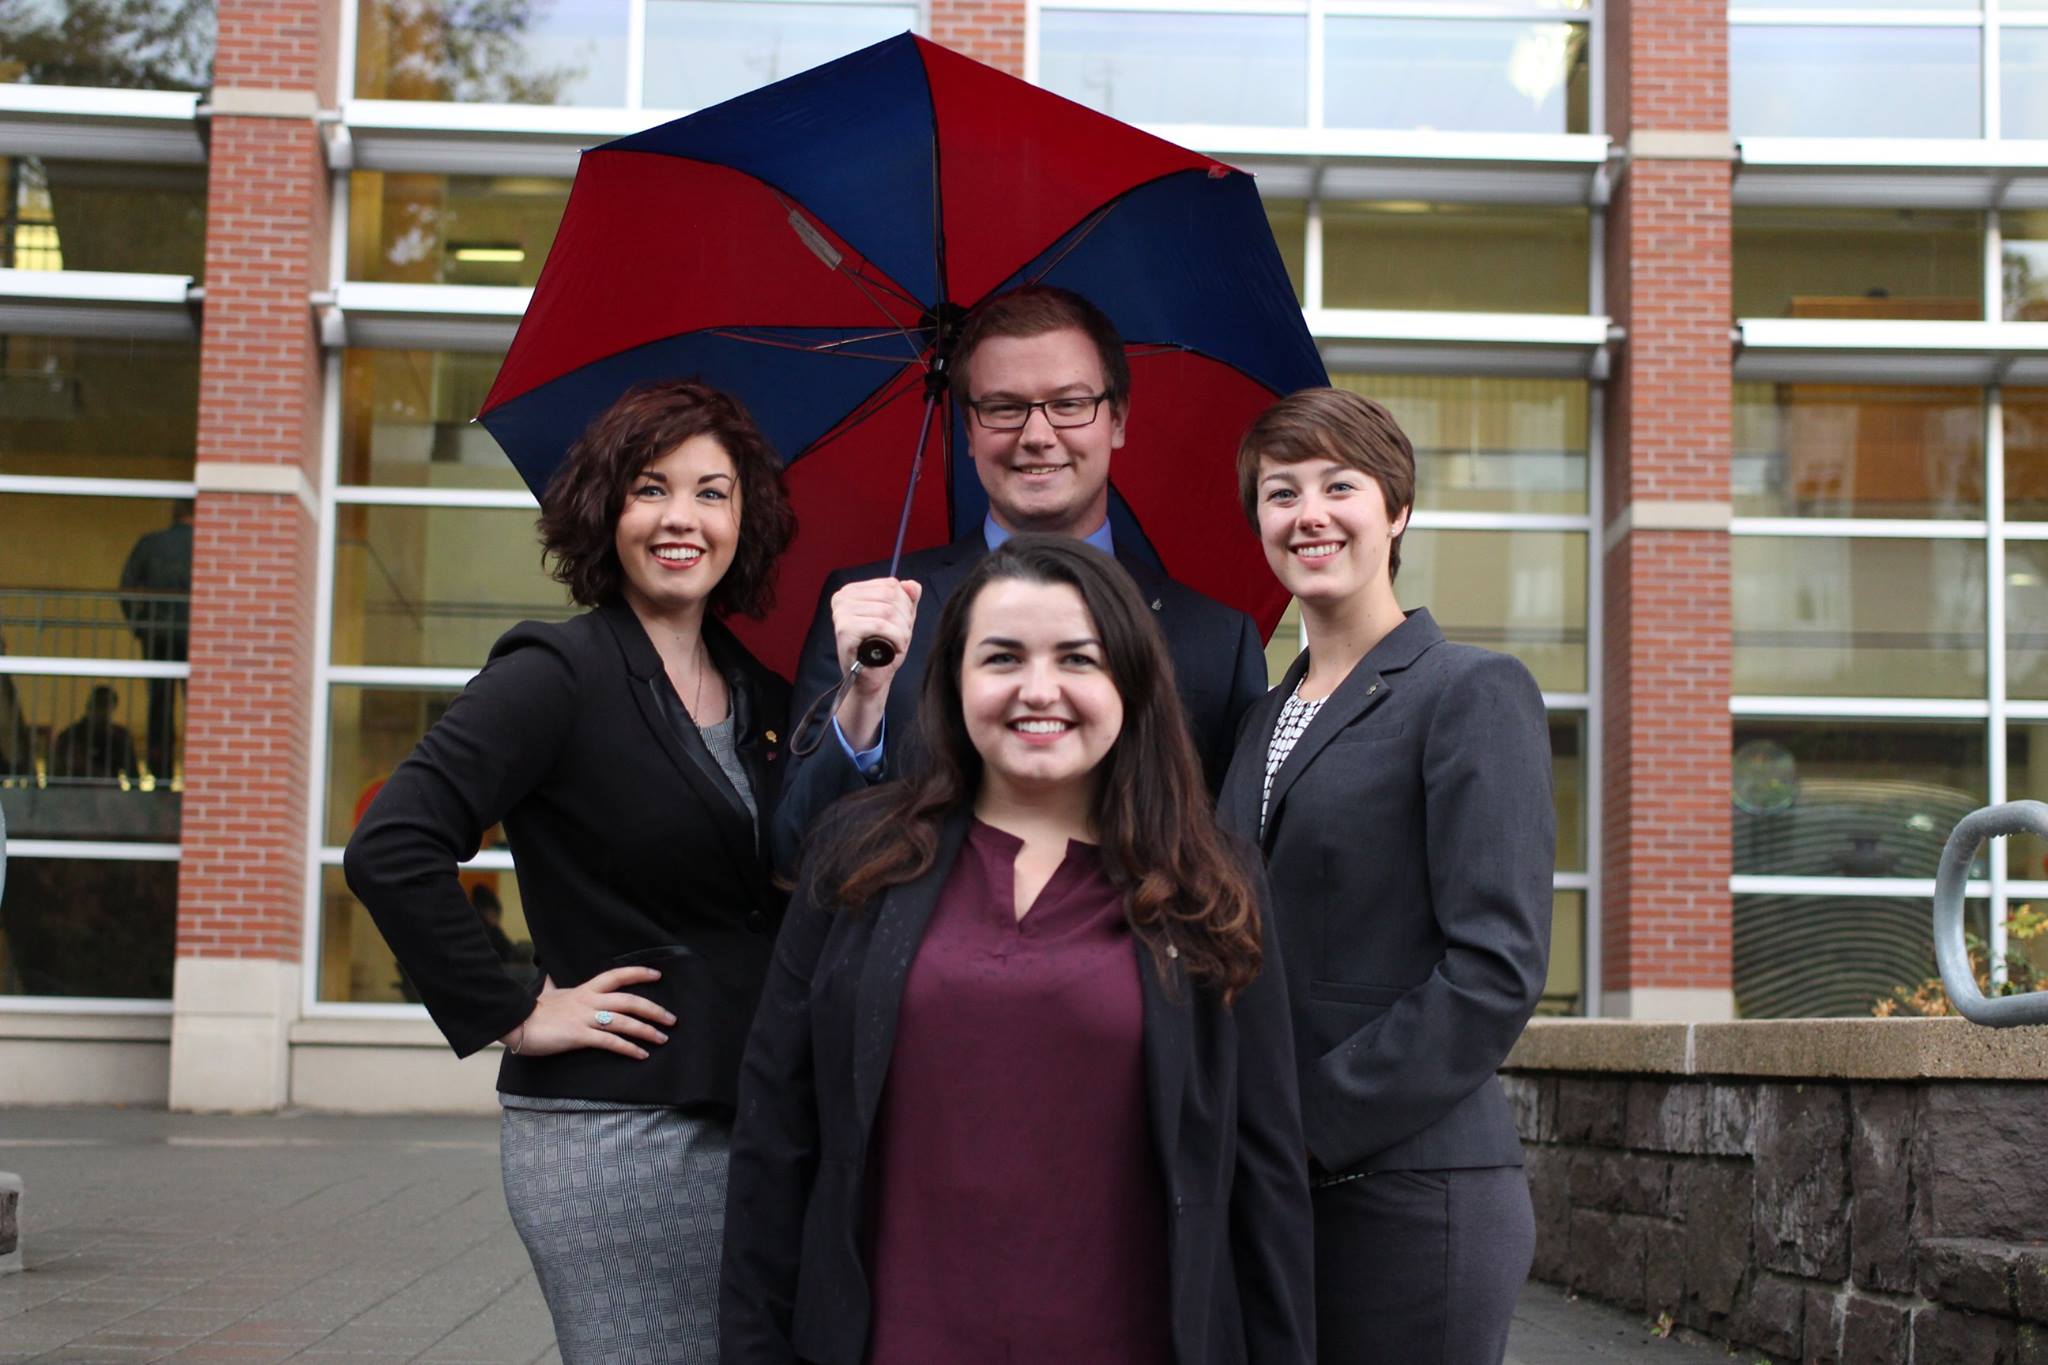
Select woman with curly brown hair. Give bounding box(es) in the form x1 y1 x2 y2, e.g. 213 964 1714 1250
719 534 1313 1365
345 378 796 1364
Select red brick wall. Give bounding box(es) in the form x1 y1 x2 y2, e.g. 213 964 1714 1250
1600 0 1735 1004
931 0 1026 76
176 0 333 965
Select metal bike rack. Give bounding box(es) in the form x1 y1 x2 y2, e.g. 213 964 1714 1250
1934 800 2048 1027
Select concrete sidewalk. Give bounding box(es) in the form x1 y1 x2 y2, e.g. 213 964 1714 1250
0 1108 1730 1364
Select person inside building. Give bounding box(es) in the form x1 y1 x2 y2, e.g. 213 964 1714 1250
1218 387 1554 1365
771 284 1268 869
118 499 193 778
343 379 796 1365
721 534 1313 1365
49 684 140 782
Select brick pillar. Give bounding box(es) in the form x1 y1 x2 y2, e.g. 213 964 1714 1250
930 0 1025 77
1599 0 1736 1019
167 0 336 1110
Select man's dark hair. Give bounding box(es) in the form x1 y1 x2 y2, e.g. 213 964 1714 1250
950 285 1131 414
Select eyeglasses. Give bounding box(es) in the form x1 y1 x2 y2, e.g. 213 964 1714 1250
965 394 1111 431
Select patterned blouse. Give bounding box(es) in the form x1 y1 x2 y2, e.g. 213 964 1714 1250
1261 682 1327 838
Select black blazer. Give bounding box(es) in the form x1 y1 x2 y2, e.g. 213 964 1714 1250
343 600 790 1110
720 811 1314 1365
1217 609 1552 1175
770 532 1269 870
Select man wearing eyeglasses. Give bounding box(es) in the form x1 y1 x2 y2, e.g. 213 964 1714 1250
772 284 1269 866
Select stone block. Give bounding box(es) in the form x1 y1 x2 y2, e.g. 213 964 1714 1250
1626 1081 1707 1154
1754 1082 1850 1281
1525 1147 1572 1284
1679 1161 1753 1325
0 1171 17 1276
1852 1083 1919 1293
1912 1306 2018 1365
1842 1293 1911 1365
1805 1287 1845 1365
1502 1073 1556 1144
1646 1222 1685 1318
1569 1207 1647 1310
2021 1323 2048 1365
1920 1239 2019 1316
1567 1150 1677 1217
1556 1077 1629 1147
1729 1271 1804 1360
1917 1085 2048 1243
2015 1246 2048 1324
1704 1083 1756 1157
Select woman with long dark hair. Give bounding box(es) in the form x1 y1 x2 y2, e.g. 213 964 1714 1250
1220 387 1553 1364
345 378 796 1363
720 534 1312 1365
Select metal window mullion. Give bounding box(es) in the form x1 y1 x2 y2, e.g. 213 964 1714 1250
1730 873 1986 897
1730 695 1992 718
1409 510 1595 532
1989 207 2005 322
1307 0 1328 132
1583 377 1604 1017
1303 197 1325 309
1990 382 2010 975
627 0 649 110
0 476 198 500
333 485 539 510
326 665 482 689
4 839 181 861
1730 516 1989 538
317 845 516 872
1725 8 1983 24
0 995 174 1015
338 0 362 104
303 347 344 1020
1986 0 2002 138
0 658 189 681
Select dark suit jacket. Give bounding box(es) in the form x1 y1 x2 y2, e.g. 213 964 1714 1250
1217 609 1552 1175
771 532 1268 869
720 810 1314 1365
344 600 790 1110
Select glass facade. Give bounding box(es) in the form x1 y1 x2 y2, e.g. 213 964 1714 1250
1731 208 1982 323
1732 384 1982 520
1322 203 1590 314
347 173 570 289
1 157 207 275
1730 26 1980 138
0 0 214 88
1324 19 1589 134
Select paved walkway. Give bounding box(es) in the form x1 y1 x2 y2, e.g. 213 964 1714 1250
0 1108 1731 1364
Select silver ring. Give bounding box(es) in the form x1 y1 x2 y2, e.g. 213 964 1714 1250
594 1010 614 1027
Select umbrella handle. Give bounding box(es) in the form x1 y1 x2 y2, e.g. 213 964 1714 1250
855 637 897 669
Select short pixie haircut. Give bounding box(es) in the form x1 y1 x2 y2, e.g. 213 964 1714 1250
1236 386 1416 581
538 379 796 617
950 284 1132 413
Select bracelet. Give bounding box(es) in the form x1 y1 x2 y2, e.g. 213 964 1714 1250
507 1022 526 1055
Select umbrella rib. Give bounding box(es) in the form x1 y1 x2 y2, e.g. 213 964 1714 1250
703 328 925 364
801 369 920 458
1025 200 1120 288
775 191 926 365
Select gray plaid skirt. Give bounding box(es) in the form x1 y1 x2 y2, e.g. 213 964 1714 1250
499 1096 731 1365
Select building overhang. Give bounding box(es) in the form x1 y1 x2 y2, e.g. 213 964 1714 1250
0 269 199 340
332 101 654 177
1735 318 2048 384
0 85 205 164
1311 308 1615 379
318 281 529 350
1162 128 1613 206
1736 137 2048 211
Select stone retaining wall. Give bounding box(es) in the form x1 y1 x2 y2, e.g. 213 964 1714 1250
1501 1018 2048 1363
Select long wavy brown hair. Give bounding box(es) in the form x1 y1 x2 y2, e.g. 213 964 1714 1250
811 535 1263 1001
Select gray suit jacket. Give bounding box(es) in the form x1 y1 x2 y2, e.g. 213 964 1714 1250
1217 608 1553 1174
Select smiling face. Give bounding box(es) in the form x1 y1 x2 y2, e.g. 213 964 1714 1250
959 576 1125 800
612 433 741 621
1255 453 1410 606
963 327 1126 538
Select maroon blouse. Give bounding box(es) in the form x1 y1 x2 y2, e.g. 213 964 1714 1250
865 819 1173 1365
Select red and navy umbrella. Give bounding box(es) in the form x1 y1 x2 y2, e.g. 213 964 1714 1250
479 33 1326 678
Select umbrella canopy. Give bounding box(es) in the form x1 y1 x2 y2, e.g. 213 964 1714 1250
480 33 1327 678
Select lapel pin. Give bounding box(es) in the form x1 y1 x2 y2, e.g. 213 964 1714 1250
1151 598 1162 612
765 729 778 744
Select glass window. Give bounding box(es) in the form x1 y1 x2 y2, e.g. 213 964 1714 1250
1325 20 1590 135
323 684 473 847
1338 374 1588 516
319 867 534 1002
0 336 199 482
347 173 569 289
0 670 182 826
1731 536 1985 698
1396 528 1587 692
340 349 523 492
0 494 194 664
331 504 574 669
1731 383 1983 519
1730 27 1979 139
1037 11 1308 126
2 157 206 276
1551 711 1584 873
1540 889 1584 1016
2005 31 2048 140
1322 202 1588 315
643 0 915 110
0 856 176 999
2005 212 2048 323
354 0 629 105
2007 725 2048 877
1734 894 1980 1019
1265 199 1305 306
1732 719 1984 879
2003 542 2048 699
0 1 213 89
1732 208 1982 323
2006 389 2048 520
